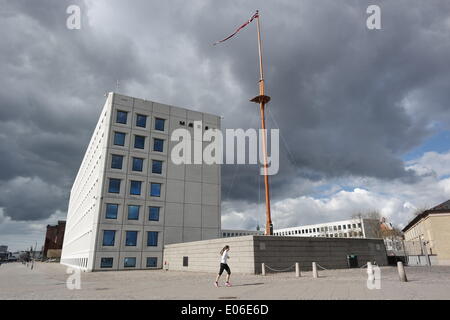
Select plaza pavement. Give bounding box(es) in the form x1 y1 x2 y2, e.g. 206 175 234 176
1 262 450 300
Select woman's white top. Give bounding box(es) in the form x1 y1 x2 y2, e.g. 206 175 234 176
221 251 229 264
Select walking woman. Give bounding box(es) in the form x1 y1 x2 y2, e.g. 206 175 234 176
215 245 231 287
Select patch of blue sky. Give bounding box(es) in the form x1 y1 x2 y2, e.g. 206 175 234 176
402 129 450 161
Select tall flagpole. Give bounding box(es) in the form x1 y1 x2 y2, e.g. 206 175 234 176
251 10 273 235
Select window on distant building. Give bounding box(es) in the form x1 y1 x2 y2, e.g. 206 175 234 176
352 224 356 228
153 138 164 152
136 114 147 128
105 204 118 219
108 178 121 193
150 183 161 197
116 111 128 124
114 132 126 146
155 118 165 131
149 206 160 221
111 154 123 169
125 231 138 246
347 224 351 229
152 160 163 174
338 226 342 230
147 231 158 247
100 258 113 268
134 135 146 149
358 223 362 228
102 230 116 246
124 257 136 268
130 180 142 195
146 257 157 268
128 205 140 220
343 225 346 230
132 157 144 172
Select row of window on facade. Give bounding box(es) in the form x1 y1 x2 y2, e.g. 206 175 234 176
275 231 363 238
100 256 158 269
116 110 210 131
102 230 158 247
105 203 161 221
222 232 255 237
113 132 164 151
111 154 163 174
116 110 166 131
275 223 362 236
108 178 162 197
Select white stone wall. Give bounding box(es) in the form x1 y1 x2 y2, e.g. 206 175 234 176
163 236 256 274
61 93 112 271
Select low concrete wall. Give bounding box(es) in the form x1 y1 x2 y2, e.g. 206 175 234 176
163 236 256 274
163 236 388 274
253 236 388 273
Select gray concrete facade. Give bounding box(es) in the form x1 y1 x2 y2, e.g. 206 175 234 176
163 236 388 274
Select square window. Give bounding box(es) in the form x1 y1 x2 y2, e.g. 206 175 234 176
136 114 147 128
150 183 161 197
111 155 123 169
100 257 113 268
116 111 128 124
149 206 160 221
125 231 138 246
152 160 163 174
155 118 165 131
105 204 118 219
147 231 158 246
124 257 136 268
108 178 121 193
102 230 116 246
130 180 142 195
134 135 146 149
153 138 164 152
146 257 157 268
128 205 140 220
114 132 126 146
132 157 144 172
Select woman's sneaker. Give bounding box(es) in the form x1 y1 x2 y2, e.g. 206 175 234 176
214 281 219 287
225 282 232 287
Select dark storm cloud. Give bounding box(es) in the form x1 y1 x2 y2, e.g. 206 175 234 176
0 0 147 220
0 0 449 223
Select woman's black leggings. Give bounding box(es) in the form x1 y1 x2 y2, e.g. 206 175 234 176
218 263 231 275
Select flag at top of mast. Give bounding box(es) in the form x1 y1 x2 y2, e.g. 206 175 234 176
213 11 259 45
213 10 274 236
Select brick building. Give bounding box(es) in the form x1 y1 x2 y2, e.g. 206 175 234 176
43 221 66 259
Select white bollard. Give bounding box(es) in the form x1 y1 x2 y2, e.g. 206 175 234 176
397 261 407 282
295 262 301 277
312 262 318 278
261 263 266 276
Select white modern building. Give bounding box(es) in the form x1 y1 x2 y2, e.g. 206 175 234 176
61 93 221 271
274 218 381 239
221 229 264 238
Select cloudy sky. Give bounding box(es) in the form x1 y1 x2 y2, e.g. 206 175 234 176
1 0 449 251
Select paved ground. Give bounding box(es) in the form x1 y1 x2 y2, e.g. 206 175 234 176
1 262 450 299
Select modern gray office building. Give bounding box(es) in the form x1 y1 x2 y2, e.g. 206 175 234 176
61 93 221 271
